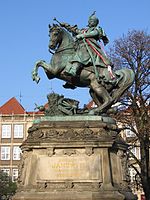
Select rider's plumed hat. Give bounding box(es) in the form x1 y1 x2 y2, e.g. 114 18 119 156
88 11 99 25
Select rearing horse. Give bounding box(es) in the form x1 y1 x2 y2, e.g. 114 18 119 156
32 24 135 115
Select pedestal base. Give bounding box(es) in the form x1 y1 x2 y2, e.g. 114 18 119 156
13 116 137 200
13 190 124 200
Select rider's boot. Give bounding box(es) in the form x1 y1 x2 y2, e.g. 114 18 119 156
63 62 81 89
64 62 81 77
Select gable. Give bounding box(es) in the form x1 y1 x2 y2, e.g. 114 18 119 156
0 97 25 114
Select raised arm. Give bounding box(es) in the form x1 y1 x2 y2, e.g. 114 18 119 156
76 29 99 39
60 22 80 36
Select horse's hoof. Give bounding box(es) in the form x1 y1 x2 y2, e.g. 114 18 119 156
35 76 40 84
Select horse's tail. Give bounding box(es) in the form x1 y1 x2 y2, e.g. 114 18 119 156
112 68 135 102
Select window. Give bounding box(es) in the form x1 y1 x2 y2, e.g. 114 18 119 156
137 147 141 159
12 169 18 181
1 168 10 175
129 146 141 160
129 168 136 182
2 125 11 138
125 128 135 137
14 124 23 138
130 147 137 156
13 146 21 160
1 146 10 160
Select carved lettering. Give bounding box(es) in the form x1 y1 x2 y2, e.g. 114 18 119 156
37 156 102 181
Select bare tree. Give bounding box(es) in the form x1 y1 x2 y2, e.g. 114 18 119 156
109 30 150 200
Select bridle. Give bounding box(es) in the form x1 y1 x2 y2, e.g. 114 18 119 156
49 27 75 54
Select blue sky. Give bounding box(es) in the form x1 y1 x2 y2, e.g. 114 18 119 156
0 0 149 111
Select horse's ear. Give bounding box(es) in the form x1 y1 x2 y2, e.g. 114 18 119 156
49 24 51 28
53 23 58 27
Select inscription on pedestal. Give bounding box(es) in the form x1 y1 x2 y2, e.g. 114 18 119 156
37 155 102 181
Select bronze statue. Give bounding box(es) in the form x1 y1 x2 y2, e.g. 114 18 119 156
32 12 135 115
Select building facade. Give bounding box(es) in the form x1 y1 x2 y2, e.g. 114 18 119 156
121 127 144 200
0 97 43 181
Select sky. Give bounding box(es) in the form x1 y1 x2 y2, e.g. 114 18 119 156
0 0 149 111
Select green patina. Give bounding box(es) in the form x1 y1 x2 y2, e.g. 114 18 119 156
32 12 135 115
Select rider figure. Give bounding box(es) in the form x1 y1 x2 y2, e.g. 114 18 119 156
60 12 114 88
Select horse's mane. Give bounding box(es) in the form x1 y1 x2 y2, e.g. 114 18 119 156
60 26 74 43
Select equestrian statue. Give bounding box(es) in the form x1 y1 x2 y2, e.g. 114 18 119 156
32 12 135 115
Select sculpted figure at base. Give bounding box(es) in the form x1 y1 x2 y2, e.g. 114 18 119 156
32 12 135 115
35 93 81 116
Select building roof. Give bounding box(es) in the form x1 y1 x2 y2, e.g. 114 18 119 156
85 100 96 109
0 97 25 114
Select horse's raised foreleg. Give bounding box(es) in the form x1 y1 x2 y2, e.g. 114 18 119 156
32 60 52 83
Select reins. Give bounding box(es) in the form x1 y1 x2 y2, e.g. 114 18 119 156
55 43 75 53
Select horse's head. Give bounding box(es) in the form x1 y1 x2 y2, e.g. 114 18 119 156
48 24 63 50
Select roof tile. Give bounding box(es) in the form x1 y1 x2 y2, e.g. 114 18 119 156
0 97 25 114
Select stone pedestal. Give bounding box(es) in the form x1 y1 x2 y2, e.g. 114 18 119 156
13 116 136 200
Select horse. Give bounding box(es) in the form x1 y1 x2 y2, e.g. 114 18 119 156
32 24 135 115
